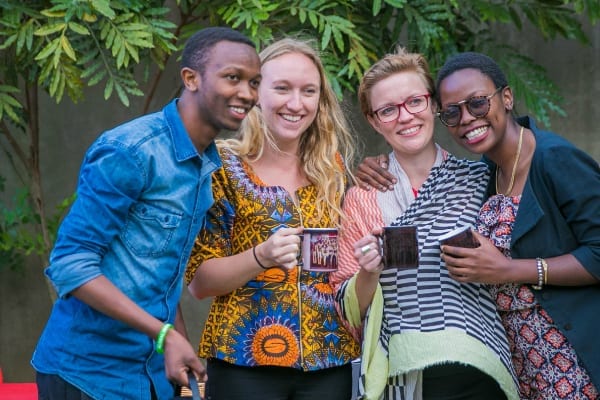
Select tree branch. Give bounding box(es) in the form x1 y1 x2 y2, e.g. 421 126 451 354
0 120 28 170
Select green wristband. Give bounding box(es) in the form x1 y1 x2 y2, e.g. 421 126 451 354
155 323 173 354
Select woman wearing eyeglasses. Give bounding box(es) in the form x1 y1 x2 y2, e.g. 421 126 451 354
330 47 519 400
357 52 600 399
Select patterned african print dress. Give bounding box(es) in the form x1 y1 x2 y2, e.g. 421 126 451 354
477 194 598 400
185 147 360 371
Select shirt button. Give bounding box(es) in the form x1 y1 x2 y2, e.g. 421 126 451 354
563 323 573 331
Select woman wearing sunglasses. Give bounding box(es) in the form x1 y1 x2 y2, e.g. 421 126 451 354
330 47 519 400
357 52 600 399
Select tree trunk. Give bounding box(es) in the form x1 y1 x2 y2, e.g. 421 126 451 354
25 83 56 303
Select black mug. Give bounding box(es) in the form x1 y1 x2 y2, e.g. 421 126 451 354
379 225 419 269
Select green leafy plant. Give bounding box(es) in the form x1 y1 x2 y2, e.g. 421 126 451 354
0 1 178 301
0 180 74 272
0 0 598 301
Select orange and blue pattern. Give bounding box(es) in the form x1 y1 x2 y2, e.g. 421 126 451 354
185 147 359 371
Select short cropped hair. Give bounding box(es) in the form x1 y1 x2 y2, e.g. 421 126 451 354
358 46 436 118
435 52 508 100
181 27 255 74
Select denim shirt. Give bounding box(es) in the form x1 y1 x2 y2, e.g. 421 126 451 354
31 99 221 399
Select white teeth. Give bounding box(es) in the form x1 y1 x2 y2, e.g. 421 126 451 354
399 126 419 136
465 126 487 140
231 106 246 114
282 114 301 122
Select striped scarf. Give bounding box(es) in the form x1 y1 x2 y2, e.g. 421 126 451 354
379 147 445 225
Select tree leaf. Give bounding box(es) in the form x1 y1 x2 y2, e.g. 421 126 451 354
0 35 17 50
104 78 114 100
34 23 66 36
61 36 76 61
34 39 60 61
373 0 383 15
114 81 129 106
92 0 116 19
68 22 90 35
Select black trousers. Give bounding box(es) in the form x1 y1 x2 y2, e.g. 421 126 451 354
36 373 94 400
205 358 352 400
36 372 160 400
422 363 508 400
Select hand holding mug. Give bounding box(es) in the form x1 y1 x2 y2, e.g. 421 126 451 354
256 227 302 270
353 232 383 274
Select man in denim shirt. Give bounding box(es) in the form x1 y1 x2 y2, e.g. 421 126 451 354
31 27 261 400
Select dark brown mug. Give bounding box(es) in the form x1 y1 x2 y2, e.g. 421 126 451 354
379 225 419 269
438 226 480 248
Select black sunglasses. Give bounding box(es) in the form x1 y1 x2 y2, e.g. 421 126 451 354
437 86 505 127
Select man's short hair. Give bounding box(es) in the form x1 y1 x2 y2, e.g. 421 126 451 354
181 26 255 74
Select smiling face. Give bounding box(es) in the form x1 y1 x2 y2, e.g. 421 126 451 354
258 52 321 147
438 68 512 155
366 71 436 156
195 40 262 134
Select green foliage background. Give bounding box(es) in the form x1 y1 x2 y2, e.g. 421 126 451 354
0 0 598 285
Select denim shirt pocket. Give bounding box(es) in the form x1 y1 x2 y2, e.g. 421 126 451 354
122 203 182 257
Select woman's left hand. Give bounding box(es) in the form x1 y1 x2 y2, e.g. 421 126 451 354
441 230 514 284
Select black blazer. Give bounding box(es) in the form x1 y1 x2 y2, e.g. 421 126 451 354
486 116 600 387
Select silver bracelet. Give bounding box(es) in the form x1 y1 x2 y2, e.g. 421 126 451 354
532 257 544 290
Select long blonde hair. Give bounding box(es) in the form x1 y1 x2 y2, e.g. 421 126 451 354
219 37 356 225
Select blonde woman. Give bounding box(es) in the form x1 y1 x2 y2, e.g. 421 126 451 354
185 38 360 400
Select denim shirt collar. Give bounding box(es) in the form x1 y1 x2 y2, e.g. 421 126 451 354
163 99 222 171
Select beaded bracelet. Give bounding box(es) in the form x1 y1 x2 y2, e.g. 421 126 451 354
532 258 544 290
253 245 269 270
155 323 173 354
